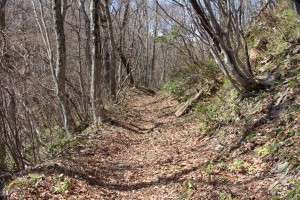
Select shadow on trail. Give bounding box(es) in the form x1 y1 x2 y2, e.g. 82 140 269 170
30 159 268 195
107 119 144 134
108 119 161 134
30 163 201 191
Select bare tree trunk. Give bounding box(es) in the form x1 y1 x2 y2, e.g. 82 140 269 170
247 0 253 23
0 141 5 171
160 48 167 85
0 86 25 170
99 9 111 91
52 0 75 134
0 0 6 30
150 0 158 86
0 0 7 171
103 0 117 101
143 0 150 86
78 0 91 119
117 48 134 85
77 28 89 119
31 0 74 132
90 0 106 123
189 0 264 94
104 36 111 91
79 0 92 70
293 0 300 21
0 137 5 171
118 0 134 86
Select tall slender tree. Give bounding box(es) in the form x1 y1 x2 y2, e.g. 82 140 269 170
150 0 159 85
99 3 111 95
0 0 7 172
118 0 134 86
90 0 106 123
52 0 75 134
78 0 91 119
103 0 117 101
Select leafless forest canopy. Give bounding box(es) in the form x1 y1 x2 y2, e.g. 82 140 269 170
0 0 283 171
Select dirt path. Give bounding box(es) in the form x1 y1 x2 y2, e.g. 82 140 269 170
77 89 213 199
9 88 275 199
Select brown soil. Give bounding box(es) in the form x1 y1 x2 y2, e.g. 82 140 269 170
5 87 300 199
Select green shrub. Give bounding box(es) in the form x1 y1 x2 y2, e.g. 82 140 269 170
162 59 219 102
53 174 71 194
285 182 300 200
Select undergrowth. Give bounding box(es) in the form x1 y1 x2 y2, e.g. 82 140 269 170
162 58 219 102
247 0 300 70
161 1 300 198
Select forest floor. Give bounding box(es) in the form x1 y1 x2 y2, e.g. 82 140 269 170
5 82 300 199
3 2 300 198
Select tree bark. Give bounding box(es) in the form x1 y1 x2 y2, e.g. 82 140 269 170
143 0 150 86
0 134 5 171
103 0 117 101
90 0 106 123
0 0 7 171
293 0 300 21
52 0 75 134
117 48 134 85
0 0 6 29
189 0 264 94
118 0 134 86
78 0 91 119
99 8 111 91
150 0 158 85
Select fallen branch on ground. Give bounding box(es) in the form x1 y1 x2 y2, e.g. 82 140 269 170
175 82 213 117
